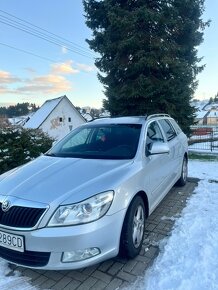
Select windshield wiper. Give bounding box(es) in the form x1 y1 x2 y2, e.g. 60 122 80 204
44 153 57 157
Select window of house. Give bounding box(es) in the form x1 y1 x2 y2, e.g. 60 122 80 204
59 117 63 122
68 117 71 122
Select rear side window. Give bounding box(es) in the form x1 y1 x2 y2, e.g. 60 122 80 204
159 119 177 141
170 119 182 134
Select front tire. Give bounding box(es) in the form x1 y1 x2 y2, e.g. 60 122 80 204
119 196 146 258
176 156 188 186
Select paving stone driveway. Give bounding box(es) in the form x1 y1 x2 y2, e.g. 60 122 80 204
8 178 198 290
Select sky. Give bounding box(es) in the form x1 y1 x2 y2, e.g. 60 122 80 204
0 0 217 109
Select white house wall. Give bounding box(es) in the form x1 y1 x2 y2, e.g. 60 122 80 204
40 98 85 140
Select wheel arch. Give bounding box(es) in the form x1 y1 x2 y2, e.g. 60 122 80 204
118 190 149 257
135 191 149 218
120 190 149 232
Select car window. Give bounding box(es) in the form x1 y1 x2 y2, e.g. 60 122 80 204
96 128 111 142
146 121 164 155
170 119 182 134
62 128 92 149
159 119 177 141
47 124 142 159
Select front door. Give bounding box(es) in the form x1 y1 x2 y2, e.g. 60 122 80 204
142 121 170 209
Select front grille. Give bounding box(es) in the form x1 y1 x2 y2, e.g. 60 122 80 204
0 203 46 228
0 246 50 267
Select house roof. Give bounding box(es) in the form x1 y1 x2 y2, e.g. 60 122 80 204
195 110 207 119
82 113 93 122
24 95 85 129
9 114 32 126
24 96 63 129
207 110 218 118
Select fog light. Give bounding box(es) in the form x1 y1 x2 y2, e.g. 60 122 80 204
62 247 100 263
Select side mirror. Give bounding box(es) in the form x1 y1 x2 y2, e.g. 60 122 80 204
148 142 170 155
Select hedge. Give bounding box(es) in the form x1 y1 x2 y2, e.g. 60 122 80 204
0 127 53 174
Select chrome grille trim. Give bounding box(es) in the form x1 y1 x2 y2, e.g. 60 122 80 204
0 195 49 231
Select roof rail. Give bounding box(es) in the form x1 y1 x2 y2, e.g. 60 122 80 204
147 114 171 120
88 116 111 122
89 115 148 122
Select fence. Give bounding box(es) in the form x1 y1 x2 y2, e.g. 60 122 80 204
189 125 218 153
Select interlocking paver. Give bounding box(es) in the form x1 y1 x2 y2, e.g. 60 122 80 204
105 278 123 290
31 275 49 287
90 280 108 290
52 276 72 289
144 245 159 259
123 260 137 273
63 280 81 290
131 262 147 276
22 268 41 281
98 260 114 272
107 261 124 276
67 271 87 282
40 279 57 289
76 277 98 290
116 270 136 283
91 270 112 284
44 270 65 281
7 178 198 290
82 264 99 276
134 255 150 264
145 223 157 231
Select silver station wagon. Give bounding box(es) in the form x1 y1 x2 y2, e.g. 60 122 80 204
0 114 188 270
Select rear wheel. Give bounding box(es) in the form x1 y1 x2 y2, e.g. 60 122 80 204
119 196 146 258
176 156 188 186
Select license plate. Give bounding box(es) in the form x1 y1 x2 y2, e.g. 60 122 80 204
0 230 24 252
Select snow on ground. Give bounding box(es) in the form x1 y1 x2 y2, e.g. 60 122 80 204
0 159 218 289
0 259 37 290
134 159 218 290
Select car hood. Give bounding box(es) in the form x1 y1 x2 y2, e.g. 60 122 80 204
0 156 133 205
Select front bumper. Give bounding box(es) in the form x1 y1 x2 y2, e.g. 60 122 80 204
0 209 125 270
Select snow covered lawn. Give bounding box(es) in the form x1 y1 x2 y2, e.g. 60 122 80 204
0 159 218 289
141 159 218 290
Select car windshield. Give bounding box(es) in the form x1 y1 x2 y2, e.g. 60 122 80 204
46 124 142 159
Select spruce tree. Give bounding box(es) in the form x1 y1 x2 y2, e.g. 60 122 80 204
83 0 208 134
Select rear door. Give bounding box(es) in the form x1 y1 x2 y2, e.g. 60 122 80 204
158 119 181 180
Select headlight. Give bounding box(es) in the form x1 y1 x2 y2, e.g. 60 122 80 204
47 191 114 227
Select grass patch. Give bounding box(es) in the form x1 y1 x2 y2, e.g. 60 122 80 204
189 152 218 161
